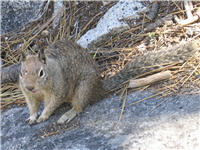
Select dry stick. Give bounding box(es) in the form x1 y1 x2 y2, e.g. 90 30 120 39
1 6 64 84
108 64 179 94
179 15 199 26
115 72 173 127
76 11 103 40
181 63 200 86
114 85 128 129
117 14 173 48
60 11 68 40
148 75 196 112
128 71 172 89
127 91 166 107
144 14 173 32
28 4 64 43
0 63 21 84
146 1 159 21
174 1 199 26
67 1 73 37
41 131 60 138
148 95 170 113
1 99 21 109
155 83 178 93
30 6 65 42
184 91 200 95
15 5 64 51
184 0 193 18
5 1 51 44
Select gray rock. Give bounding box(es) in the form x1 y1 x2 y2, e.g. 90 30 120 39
77 0 147 49
1 0 42 34
1 91 200 150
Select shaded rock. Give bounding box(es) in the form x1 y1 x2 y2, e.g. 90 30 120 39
1 0 42 34
1 91 200 150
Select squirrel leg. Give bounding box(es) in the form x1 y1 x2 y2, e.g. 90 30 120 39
24 95 41 125
37 95 63 123
57 78 94 124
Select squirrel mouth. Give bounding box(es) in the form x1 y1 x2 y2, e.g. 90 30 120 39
31 89 37 93
27 89 37 93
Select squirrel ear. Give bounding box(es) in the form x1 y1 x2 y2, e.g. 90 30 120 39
20 51 26 62
38 49 46 64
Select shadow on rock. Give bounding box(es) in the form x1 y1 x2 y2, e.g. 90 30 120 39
1 91 200 150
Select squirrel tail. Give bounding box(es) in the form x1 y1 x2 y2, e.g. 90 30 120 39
102 39 200 92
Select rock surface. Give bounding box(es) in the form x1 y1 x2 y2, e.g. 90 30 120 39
77 0 147 49
1 91 200 150
1 0 42 34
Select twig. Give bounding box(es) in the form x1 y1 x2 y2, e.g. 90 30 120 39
148 97 169 113
181 63 200 86
76 11 103 40
144 14 173 32
127 91 165 107
174 1 199 26
114 85 128 129
146 1 159 21
184 0 193 18
128 71 172 89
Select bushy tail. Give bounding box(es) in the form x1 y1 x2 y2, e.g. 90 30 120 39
102 39 200 92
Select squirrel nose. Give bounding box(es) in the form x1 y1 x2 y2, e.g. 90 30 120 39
26 86 34 91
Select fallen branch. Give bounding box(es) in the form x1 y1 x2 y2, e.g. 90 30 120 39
184 0 193 18
128 71 171 88
146 1 160 21
0 63 21 84
103 39 199 91
177 15 199 26
1 6 65 85
144 14 173 32
174 0 199 26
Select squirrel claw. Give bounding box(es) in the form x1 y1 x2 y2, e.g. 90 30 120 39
26 117 37 125
37 115 48 123
26 113 38 125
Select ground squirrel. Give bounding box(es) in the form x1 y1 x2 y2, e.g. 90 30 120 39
19 39 199 124
20 40 104 124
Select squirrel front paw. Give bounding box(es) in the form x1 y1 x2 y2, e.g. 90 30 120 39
26 113 38 125
37 114 49 123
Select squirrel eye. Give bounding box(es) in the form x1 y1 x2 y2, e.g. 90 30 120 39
20 71 23 77
24 70 28 75
21 70 27 76
39 69 45 78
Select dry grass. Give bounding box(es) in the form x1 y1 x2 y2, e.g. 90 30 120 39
1 1 200 111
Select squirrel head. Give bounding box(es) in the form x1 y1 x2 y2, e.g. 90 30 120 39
20 49 48 93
